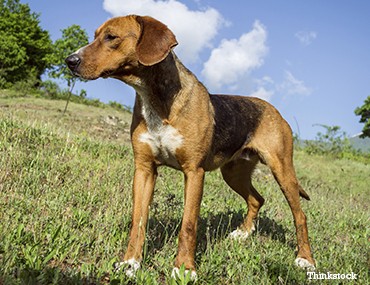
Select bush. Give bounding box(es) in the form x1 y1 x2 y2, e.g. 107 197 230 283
303 125 351 156
302 124 370 163
40 80 61 99
109 101 132 113
0 69 11 89
11 72 40 97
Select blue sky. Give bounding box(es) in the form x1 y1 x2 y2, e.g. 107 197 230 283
23 0 370 139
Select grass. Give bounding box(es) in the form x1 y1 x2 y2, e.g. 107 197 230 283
0 89 132 145
0 92 369 284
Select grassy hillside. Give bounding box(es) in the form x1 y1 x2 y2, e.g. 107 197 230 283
0 90 132 145
0 93 369 284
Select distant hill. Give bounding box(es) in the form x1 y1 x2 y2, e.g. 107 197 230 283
349 134 370 152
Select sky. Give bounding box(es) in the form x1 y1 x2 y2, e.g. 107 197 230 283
22 0 370 139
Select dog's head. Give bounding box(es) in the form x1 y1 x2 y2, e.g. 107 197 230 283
65 15 178 80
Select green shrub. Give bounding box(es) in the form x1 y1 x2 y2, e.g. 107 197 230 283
40 80 61 99
302 124 369 163
11 72 40 97
109 101 132 113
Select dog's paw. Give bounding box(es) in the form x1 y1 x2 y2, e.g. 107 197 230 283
113 258 141 278
171 267 197 282
228 225 255 241
295 257 316 271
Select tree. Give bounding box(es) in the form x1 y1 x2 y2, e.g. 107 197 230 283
304 124 353 157
0 0 52 86
48 25 89 113
354 96 370 138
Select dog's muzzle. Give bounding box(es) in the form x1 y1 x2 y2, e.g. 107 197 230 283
65 54 81 74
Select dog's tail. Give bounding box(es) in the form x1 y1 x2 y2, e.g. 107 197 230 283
298 185 311 200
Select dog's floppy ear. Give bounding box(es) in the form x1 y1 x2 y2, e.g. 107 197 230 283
136 16 178 66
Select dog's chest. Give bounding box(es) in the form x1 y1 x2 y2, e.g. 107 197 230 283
138 104 183 168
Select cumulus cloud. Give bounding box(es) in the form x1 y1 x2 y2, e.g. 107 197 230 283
103 0 225 63
201 20 268 90
295 31 317 46
279 71 311 96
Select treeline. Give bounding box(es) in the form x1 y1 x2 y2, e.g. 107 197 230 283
2 82 132 113
0 0 131 113
295 124 370 163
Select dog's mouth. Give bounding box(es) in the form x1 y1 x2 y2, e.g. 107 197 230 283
71 68 121 81
69 62 136 81
68 65 101 81
70 69 82 78
70 70 99 81
100 64 136 79
100 69 116 79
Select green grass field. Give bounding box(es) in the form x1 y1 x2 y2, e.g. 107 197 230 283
0 92 369 284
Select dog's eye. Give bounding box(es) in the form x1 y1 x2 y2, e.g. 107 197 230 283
105 34 118 41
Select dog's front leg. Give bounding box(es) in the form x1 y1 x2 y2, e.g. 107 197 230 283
173 167 205 280
118 162 157 276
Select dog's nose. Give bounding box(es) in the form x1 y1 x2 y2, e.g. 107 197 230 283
65 54 81 70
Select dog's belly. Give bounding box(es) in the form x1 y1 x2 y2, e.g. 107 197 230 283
210 95 264 152
139 125 183 168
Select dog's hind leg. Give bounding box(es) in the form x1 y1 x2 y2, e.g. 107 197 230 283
249 114 316 270
221 157 264 239
265 151 316 270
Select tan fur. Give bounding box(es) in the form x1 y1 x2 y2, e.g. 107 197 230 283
66 15 316 274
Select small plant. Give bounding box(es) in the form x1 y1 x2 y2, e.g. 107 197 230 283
40 80 61 99
79 89 87 98
304 124 353 157
169 265 196 285
11 70 40 97
47 24 89 113
109 101 132 113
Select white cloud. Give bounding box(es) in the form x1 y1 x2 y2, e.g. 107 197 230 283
201 20 268 90
249 87 274 101
255 76 274 86
103 0 225 63
295 31 317 46
279 71 311 96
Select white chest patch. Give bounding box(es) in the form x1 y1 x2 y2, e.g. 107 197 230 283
138 94 184 167
139 125 183 167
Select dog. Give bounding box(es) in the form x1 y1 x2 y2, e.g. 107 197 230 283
66 15 316 279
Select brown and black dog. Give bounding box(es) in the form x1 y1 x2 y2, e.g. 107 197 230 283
66 15 316 279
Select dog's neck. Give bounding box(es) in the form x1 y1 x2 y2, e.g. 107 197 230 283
117 52 202 130
138 52 182 120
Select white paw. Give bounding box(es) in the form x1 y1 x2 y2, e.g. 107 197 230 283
171 267 197 282
114 258 141 278
229 225 255 241
295 257 316 271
